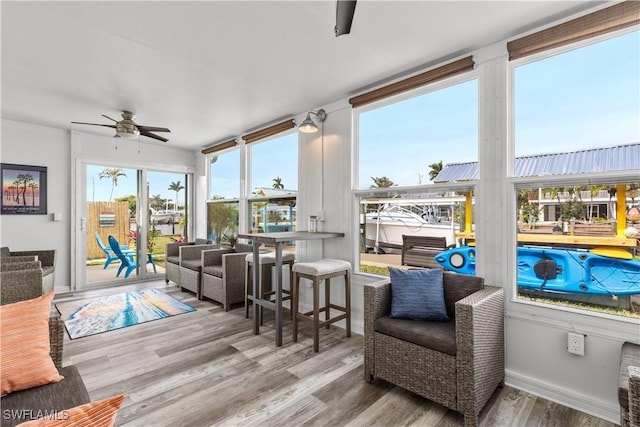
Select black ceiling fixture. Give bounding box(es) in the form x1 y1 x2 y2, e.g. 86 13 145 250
71 111 171 142
335 0 357 37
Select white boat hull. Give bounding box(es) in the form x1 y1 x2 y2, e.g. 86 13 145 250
365 221 459 249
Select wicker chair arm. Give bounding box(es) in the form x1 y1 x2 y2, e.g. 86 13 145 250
455 285 505 420
221 253 248 290
49 308 64 369
364 279 392 381
630 366 640 427
2 255 38 263
11 250 55 268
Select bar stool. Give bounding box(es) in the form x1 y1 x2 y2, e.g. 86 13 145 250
292 258 351 352
244 252 295 324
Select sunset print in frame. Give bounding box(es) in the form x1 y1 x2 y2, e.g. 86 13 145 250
1 163 47 215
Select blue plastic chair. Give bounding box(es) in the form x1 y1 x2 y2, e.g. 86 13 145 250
108 235 136 278
95 232 134 269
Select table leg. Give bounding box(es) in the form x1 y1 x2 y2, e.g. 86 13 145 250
275 242 283 346
252 243 260 335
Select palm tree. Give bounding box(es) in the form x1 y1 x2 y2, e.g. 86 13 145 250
168 181 185 213
370 176 395 188
28 182 39 206
17 173 33 205
150 194 164 210
272 176 284 189
428 160 443 182
99 168 127 202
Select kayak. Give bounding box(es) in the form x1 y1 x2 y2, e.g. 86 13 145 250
434 245 640 296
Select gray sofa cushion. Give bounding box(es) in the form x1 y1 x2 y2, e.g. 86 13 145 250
374 316 457 356
181 259 201 271
202 265 224 278
195 238 210 245
443 272 483 319
0 366 90 427
166 255 180 265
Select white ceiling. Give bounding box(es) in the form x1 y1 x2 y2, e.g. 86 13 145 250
1 1 602 151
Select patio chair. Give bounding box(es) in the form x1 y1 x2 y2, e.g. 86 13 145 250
108 235 136 278
95 232 133 269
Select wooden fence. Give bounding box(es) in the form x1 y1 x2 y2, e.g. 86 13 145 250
87 201 132 260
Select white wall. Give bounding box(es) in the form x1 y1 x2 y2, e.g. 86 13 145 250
1 120 72 289
1 119 198 292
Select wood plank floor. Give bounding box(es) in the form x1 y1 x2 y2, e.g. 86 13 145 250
57 281 616 427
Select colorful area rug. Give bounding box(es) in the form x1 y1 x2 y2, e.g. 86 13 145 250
56 288 196 339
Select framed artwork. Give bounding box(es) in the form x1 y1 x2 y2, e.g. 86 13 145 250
1 163 48 215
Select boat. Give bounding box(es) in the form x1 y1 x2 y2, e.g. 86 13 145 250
364 201 462 252
435 245 640 296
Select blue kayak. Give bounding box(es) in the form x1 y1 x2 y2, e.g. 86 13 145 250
435 245 640 296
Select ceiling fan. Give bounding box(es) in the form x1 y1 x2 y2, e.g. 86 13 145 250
71 111 171 142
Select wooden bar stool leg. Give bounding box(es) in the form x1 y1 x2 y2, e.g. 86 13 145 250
345 271 351 337
288 261 294 320
313 276 320 353
292 272 299 343
258 263 265 326
325 278 331 329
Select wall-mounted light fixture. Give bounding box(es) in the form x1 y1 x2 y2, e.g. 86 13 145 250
298 109 327 133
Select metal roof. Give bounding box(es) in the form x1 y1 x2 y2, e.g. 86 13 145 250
434 143 640 182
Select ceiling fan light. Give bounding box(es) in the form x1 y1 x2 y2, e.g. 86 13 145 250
116 121 140 138
298 113 319 133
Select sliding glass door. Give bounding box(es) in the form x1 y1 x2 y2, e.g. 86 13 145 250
82 163 189 288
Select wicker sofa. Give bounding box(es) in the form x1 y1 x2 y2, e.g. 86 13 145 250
0 262 90 427
1 247 56 292
200 243 253 310
364 272 504 427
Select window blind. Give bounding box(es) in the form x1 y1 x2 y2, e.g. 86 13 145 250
348 56 475 108
241 119 295 144
507 1 639 61
201 139 238 155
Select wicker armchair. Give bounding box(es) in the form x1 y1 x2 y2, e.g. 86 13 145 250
1 247 56 292
364 272 504 427
0 260 63 368
201 243 253 311
179 243 220 298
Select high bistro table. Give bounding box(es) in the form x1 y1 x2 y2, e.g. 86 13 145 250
237 231 345 346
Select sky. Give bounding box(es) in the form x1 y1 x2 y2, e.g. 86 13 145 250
85 30 639 202
359 30 640 189
86 166 188 208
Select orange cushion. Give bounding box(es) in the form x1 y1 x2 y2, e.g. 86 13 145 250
0 291 64 395
19 395 126 427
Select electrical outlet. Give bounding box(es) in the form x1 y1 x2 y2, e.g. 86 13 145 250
567 332 585 356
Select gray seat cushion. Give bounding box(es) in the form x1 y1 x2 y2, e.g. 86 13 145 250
202 265 224 278
166 255 180 265
374 316 457 356
181 260 201 271
234 243 253 253
0 366 90 427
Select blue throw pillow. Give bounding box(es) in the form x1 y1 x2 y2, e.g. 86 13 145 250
389 267 449 321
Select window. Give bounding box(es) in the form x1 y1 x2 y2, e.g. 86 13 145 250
207 148 240 245
511 29 640 318
248 132 298 238
355 74 478 274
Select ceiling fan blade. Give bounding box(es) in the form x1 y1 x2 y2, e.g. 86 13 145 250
71 121 117 129
335 0 357 37
101 114 119 123
137 125 171 133
139 130 169 142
